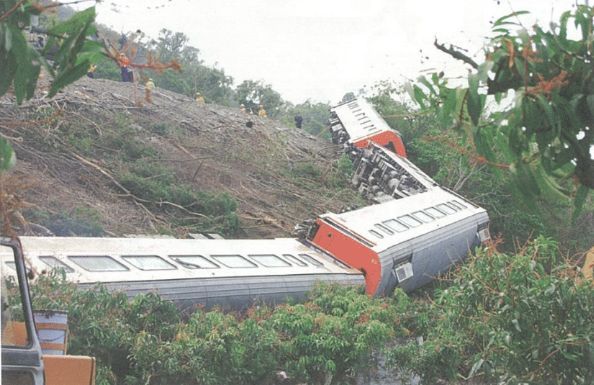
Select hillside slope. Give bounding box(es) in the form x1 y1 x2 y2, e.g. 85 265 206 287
1 77 364 238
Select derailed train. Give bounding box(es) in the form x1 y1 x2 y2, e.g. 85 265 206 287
1 98 490 309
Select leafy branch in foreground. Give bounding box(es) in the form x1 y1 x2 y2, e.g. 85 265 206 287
408 6 594 211
0 2 101 103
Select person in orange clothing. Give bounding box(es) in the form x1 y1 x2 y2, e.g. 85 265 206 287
118 53 134 82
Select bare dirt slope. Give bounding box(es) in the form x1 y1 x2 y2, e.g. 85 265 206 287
1 77 364 238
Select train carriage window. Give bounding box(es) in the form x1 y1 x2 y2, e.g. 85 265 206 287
211 255 257 268
3 260 32 277
398 215 422 228
436 203 456 214
374 223 394 235
369 230 384 239
383 219 408 233
425 207 446 218
68 256 128 272
412 211 434 223
298 254 323 267
444 202 459 211
282 254 307 267
249 254 291 267
122 255 177 271
450 200 467 209
170 255 219 269
39 256 74 273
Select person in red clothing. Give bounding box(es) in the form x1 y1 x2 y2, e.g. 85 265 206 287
118 53 134 82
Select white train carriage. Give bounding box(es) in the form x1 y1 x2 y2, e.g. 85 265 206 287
1 237 364 310
329 98 407 157
308 187 490 296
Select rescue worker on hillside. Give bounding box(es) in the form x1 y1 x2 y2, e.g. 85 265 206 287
258 104 267 118
195 92 205 105
87 64 97 78
118 53 134 82
294 114 303 129
145 78 155 103
240 103 247 113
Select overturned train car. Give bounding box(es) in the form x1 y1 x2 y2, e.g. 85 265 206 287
1 237 363 310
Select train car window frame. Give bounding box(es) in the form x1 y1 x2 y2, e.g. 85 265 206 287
282 254 307 267
383 219 408 233
369 229 384 239
170 255 219 269
411 211 434 223
68 255 129 272
249 254 291 267
298 253 323 267
122 255 177 271
397 214 422 228
425 207 446 218
450 200 467 209
211 254 257 268
39 256 74 273
374 223 394 235
436 203 456 214
444 202 459 211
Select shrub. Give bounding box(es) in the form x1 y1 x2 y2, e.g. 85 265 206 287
26 207 104 236
387 237 594 385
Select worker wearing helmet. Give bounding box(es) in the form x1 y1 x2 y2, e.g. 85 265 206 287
240 103 247 113
145 78 155 103
195 92 205 105
87 64 97 78
258 104 267 118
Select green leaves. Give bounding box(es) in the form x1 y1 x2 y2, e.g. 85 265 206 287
0 3 101 103
409 5 594 210
466 73 483 126
0 137 16 171
388 237 594 384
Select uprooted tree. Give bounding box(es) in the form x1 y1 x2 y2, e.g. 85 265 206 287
409 5 594 211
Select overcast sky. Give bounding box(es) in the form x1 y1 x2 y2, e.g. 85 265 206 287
90 0 577 104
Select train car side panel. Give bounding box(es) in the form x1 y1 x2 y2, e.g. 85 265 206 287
309 219 381 295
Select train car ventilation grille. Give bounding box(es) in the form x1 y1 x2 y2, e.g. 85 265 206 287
394 263 413 282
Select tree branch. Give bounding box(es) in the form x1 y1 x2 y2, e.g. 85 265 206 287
434 39 479 69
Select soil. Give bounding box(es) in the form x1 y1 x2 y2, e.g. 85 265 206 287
0 77 365 239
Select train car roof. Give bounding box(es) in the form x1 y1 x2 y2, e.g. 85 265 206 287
319 188 487 253
331 98 398 143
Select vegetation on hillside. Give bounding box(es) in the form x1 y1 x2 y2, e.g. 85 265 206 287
3 237 588 385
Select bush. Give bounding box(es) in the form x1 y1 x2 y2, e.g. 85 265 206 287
267 285 397 384
27 277 397 385
118 161 240 235
387 237 594 385
26 207 104 236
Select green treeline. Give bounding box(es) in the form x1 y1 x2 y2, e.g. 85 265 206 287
15 237 592 385
94 27 330 136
